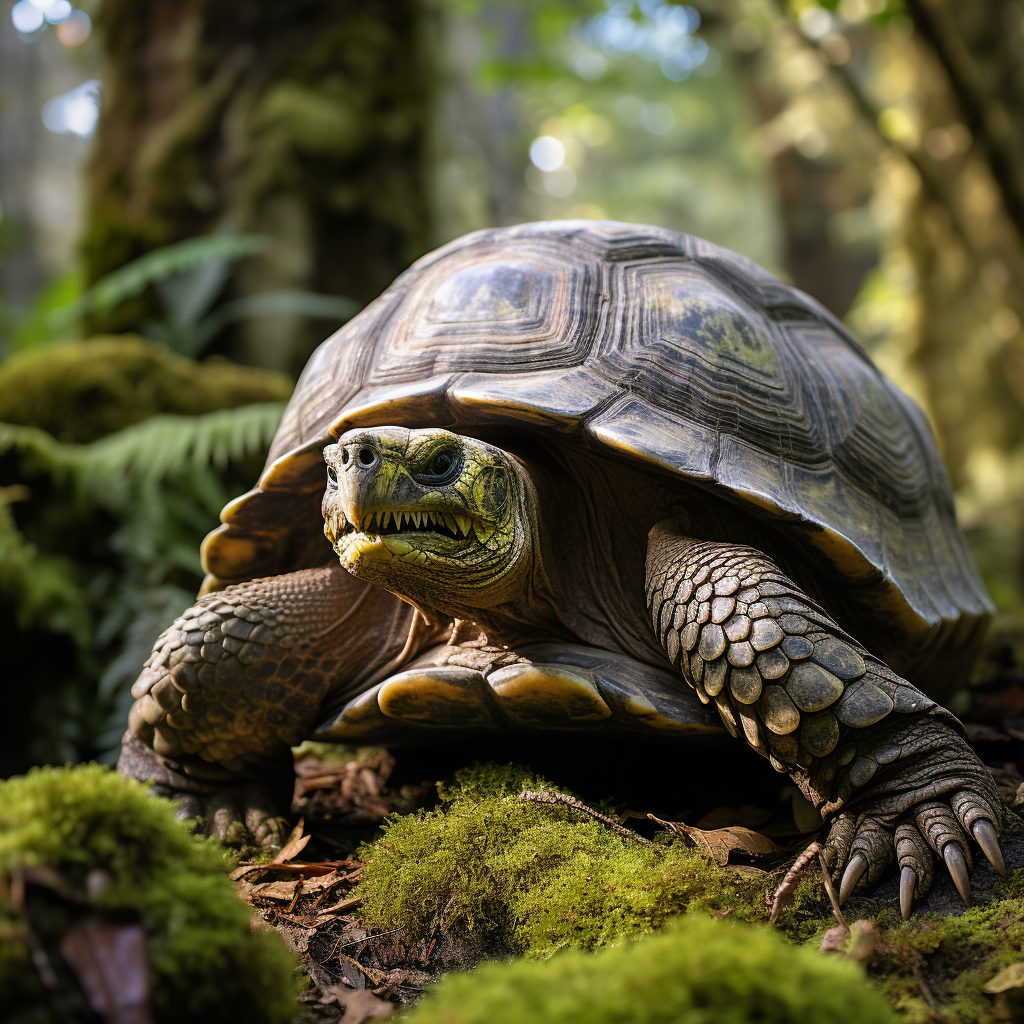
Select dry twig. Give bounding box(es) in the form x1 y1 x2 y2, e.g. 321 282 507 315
518 790 651 845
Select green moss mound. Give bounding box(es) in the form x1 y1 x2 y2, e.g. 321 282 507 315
0 763 299 1024
356 764 774 959
0 336 293 442
403 914 897 1024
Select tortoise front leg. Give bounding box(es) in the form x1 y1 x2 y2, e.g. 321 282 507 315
645 519 1005 917
119 563 442 845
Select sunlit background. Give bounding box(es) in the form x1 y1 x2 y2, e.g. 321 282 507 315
2 0 1024 772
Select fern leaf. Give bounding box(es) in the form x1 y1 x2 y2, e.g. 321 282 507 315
78 401 287 492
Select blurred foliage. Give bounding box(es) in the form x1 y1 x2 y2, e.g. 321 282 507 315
434 0 780 269
0 368 287 771
7 232 360 359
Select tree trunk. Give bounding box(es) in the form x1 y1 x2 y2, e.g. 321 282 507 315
81 0 434 372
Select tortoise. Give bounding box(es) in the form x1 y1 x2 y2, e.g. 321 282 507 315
120 220 1006 917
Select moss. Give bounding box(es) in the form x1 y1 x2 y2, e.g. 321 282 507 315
0 336 292 442
0 763 300 1024
356 763 776 959
402 914 897 1024
861 875 1024 1024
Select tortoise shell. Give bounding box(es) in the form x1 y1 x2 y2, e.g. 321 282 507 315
201 220 992 693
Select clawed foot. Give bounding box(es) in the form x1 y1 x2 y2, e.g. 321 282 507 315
169 782 292 850
821 787 1007 919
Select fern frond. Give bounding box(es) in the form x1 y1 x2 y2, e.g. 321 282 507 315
48 232 270 330
77 401 287 488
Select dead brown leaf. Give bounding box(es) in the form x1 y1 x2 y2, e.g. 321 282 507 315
848 920 880 964
250 873 345 902
648 814 782 865
319 984 393 1022
273 818 311 865
58 916 152 1024
819 924 849 952
984 962 1024 993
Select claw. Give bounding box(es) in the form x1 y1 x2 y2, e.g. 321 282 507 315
972 819 1007 878
943 842 973 908
899 866 916 921
839 853 867 904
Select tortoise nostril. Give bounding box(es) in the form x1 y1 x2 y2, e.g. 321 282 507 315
358 447 376 467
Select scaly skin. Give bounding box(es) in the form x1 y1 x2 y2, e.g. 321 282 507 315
644 520 1005 915
119 563 444 843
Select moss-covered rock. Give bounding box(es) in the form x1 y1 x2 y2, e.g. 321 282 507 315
0 336 292 442
356 763 777 960
0 763 300 1024
401 914 897 1024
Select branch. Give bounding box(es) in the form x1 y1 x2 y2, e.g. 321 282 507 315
770 0 978 255
901 0 1024 251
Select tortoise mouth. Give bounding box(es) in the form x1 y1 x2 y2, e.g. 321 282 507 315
337 506 492 546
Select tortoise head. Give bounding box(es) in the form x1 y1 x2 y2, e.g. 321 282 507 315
322 427 535 614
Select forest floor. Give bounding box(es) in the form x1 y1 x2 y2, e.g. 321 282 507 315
234 614 1024 1024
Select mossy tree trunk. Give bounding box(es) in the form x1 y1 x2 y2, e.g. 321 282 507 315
82 0 434 371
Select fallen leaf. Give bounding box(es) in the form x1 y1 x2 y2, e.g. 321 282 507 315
273 818 311 864
320 895 363 915
648 815 782 865
58 916 152 1024
819 924 849 952
320 985 393 1022
338 951 388 986
984 962 1024 993
251 873 344 902
848 920 879 964
231 859 354 880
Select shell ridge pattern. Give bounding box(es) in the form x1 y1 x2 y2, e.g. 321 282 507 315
202 220 992 674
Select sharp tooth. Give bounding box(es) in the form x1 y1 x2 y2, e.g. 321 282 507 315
473 522 495 545
426 510 435 528
455 515 471 537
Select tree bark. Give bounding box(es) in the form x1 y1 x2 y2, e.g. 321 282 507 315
81 0 434 371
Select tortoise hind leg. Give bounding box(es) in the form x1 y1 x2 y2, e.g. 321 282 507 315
645 518 1005 916
119 562 440 845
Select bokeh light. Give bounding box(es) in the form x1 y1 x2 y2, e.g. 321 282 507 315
41 80 100 138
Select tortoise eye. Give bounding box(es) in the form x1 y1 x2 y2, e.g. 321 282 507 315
417 449 462 484
326 466 338 486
